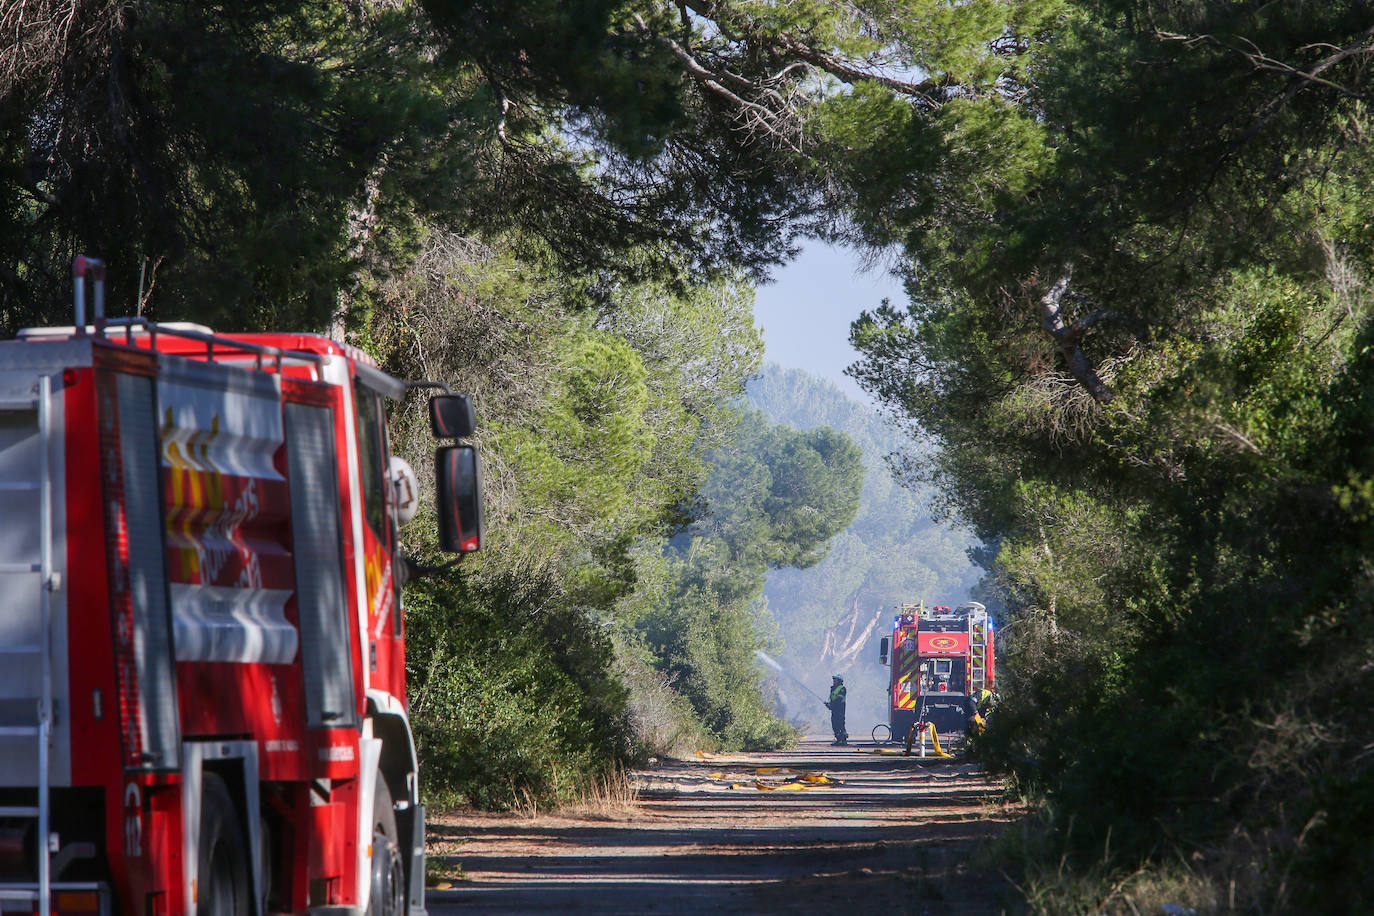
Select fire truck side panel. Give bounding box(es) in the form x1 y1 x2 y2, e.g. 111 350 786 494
283 395 359 733
283 393 365 907
310 361 375 742
94 353 183 771
64 364 124 789
887 631 920 740
92 348 187 916
891 632 917 713
155 357 306 762
60 360 166 916
157 357 294 660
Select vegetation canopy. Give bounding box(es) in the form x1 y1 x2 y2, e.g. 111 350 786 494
9 0 1374 910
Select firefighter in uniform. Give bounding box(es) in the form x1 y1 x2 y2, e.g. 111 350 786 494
970 687 996 736
824 675 848 745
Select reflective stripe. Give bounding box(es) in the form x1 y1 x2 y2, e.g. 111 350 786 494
170 585 298 664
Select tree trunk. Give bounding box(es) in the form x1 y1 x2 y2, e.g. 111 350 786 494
328 160 386 341
1039 273 1114 404
818 591 885 672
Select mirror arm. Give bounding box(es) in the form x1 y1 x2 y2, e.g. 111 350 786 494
398 552 463 584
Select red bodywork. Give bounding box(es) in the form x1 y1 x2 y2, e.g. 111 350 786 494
885 603 995 736
0 325 433 916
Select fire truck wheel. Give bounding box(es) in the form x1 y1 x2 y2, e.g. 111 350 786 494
368 773 405 916
258 813 273 913
199 773 251 916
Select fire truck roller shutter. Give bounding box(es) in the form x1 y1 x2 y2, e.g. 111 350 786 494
100 369 180 768
283 401 357 729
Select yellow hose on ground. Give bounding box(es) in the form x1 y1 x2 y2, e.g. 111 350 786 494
924 722 954 758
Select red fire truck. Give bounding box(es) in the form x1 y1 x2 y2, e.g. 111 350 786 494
0 258 483 916
877 601 994 739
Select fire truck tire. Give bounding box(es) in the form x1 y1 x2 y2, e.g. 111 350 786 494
367 773 405 916
199 772 251 916
258 813 273 913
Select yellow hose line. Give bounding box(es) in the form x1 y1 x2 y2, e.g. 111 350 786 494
924 722 954 758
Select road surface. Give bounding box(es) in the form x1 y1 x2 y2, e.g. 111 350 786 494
424 737 1022 915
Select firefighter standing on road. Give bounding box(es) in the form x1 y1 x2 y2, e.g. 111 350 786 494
824 675 848 745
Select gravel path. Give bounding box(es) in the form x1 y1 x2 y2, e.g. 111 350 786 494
425 737 1022 915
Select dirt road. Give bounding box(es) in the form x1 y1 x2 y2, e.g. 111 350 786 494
424 737 1023 915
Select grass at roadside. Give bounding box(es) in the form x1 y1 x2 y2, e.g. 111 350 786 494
990 808 1271 915
559 762 640 820
425 853 467 888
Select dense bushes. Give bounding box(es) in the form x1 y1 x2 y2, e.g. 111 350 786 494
403 571 637 808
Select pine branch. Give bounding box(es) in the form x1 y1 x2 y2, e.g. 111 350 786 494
1038 274 1115 404
673 0 960 106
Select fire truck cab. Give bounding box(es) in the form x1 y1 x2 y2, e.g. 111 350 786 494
878 601 994 739
0 258 481 916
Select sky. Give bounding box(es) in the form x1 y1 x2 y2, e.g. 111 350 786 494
751 242 906 403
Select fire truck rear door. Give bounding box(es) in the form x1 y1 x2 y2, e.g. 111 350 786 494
283 397 358 729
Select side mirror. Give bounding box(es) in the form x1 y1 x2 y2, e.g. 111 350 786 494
430 394 476 439
879 637 889 666
435 445 484 552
